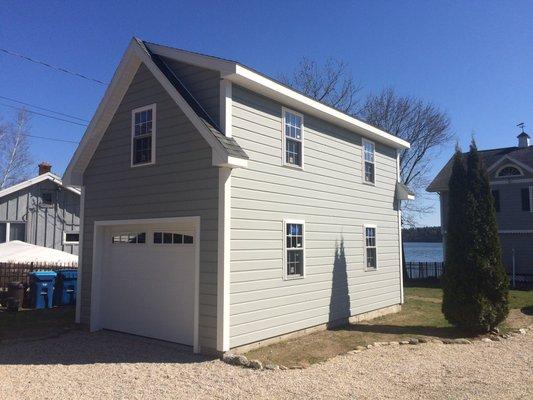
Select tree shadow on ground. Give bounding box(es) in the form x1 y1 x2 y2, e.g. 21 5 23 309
521 306 533 316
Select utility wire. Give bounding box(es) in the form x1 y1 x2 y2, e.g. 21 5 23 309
0 95 90 122
0 102 88 127
0 47 108 85
22 133 79 144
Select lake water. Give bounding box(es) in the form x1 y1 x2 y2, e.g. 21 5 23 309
403 242 443 263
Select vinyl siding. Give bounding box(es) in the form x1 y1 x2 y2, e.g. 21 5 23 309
80 63 219 349
499 232 533 274
491 182 533 230
229 85 401 348
0 180 79 254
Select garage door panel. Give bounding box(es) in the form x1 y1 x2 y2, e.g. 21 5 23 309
99 222 196 345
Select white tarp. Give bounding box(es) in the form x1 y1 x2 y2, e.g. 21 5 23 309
0 241 78 264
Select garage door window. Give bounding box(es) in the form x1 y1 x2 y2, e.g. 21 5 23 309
112 233 146 244
154 232 194 244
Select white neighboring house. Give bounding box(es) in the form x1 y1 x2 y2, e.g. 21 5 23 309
63 38 413 354
0 163 81 255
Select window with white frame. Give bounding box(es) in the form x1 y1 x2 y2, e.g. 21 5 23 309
283 109 303 167
131 104 156 166
362 139 375 184
284 221 304 278
364 225 377 269
63 231 80 245
0 222 26 243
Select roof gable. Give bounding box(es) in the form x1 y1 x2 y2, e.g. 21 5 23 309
63 38 248 186
427 145 533 192
0 173 80 199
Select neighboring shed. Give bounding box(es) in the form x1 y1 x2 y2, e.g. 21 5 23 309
0 164 81 255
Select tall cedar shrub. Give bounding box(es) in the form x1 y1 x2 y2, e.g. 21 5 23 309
442 142 509 331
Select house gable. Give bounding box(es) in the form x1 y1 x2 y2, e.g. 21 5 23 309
63 38 248 187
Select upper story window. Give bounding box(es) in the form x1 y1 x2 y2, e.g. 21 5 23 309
284 220 305 279
497 165 522 178
283 109 303 168
364 225 377 270
362 139 375 184
131 104 156 167
41 192 54 207
521 187 532 212
63 231 80 245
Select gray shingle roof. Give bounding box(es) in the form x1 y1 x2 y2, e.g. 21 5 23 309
138 40 248 160
427 145 533 192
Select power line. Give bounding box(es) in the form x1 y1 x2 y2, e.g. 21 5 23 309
0 47 108 85
0 102 88 127
0 95 90 122
23 133 79 144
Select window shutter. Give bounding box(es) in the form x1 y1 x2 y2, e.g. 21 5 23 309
521 188 531 211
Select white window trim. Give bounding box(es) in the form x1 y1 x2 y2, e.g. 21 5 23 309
63 230 80 245
528 186 533 213
281 107 304 170
496 164 524 178
131 103 157 168
363 224 378 271
0 221 26 243
283 219 305 280
362 138 376 186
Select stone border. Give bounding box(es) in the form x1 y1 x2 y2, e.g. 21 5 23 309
220 325 531 371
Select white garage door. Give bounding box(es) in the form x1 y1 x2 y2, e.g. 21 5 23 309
99 221 196 345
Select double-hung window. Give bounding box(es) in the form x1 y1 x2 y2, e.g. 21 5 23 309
362 139 375 184
283 109 303 168
364 225 377 270
131 104 156 167
284 220 305 278
521 187 533 212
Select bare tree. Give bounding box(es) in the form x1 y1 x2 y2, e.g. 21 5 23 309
360 88 452 225
281 58 452 225
279 57 362 115
0 108 33 189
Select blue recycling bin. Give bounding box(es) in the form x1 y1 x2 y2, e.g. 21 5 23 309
29 271 57 309
54 269 78 306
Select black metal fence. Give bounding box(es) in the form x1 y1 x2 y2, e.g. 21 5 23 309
0 261 77 293
405 261 444 280
405 261 532 289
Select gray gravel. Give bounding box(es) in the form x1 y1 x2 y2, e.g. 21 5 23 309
0 329 531 400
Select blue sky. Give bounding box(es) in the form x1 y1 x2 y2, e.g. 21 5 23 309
1 1 532 226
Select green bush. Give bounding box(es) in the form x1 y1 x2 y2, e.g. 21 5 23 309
442 142 509 331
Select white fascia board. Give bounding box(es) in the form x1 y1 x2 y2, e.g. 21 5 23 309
0 173 80 198
63 39 142 187
227 65 410 150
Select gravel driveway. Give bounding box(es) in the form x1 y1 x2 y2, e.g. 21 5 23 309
0 330 531 400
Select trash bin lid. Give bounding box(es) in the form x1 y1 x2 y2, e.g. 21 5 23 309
57 269 77 279
29 271 57 281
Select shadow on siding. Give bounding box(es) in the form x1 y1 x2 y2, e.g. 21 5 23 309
328 239 351 324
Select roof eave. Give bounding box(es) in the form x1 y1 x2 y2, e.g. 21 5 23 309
226 65 411 150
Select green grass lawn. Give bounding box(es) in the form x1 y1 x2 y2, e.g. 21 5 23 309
244 287 532 367
0 306 76 341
